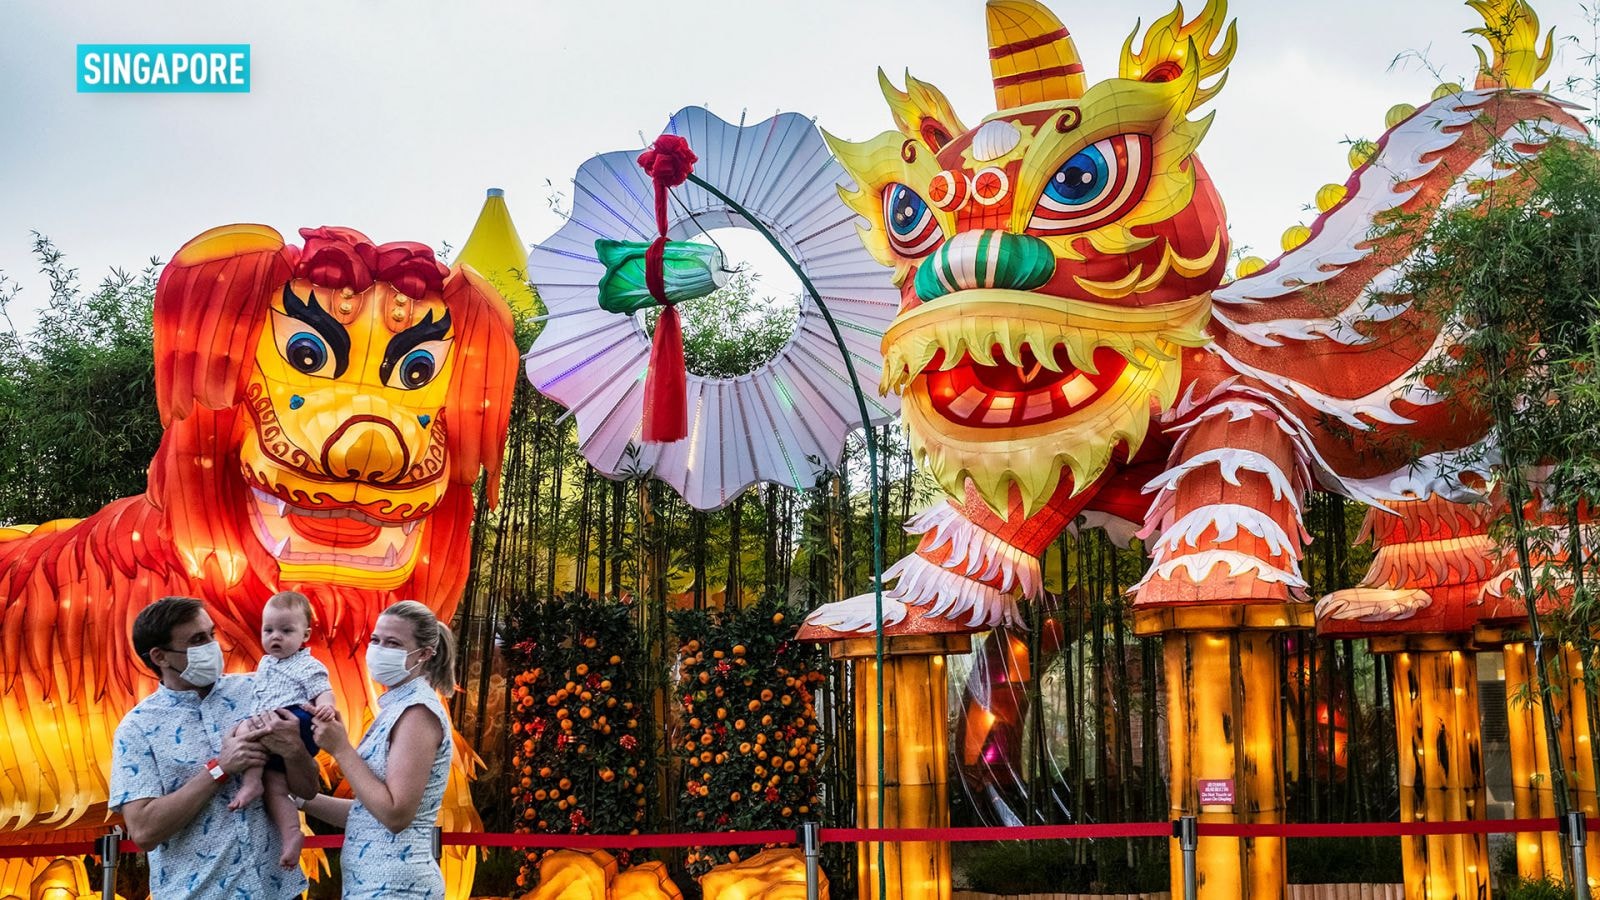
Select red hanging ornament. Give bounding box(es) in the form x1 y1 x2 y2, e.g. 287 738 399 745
636 134 699 443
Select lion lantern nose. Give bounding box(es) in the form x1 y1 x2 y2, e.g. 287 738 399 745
320 418 411 483
913 230 1056 302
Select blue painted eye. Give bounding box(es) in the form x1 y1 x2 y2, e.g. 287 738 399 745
397 348 437 390
882 183 940 257
1045 146 1111 206
286 332 328 374
1029 134 1154 235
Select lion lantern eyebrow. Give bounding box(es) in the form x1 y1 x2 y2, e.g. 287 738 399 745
281 284 353 377
379 309 453 385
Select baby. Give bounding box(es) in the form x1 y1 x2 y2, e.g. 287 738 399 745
229 590 335 866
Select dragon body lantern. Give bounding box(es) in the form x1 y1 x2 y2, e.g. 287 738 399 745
798 0 1584 894
0 225 518 895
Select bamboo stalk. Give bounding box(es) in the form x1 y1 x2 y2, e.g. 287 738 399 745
843 637 966 900
1163 630 1287 899
1384 643 1490 897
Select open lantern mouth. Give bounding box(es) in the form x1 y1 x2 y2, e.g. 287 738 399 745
247 486 425 571
921 344 1128 428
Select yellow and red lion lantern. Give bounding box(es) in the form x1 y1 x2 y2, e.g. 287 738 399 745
0 224 518 888
796 4 1586 885
802 0 1581 659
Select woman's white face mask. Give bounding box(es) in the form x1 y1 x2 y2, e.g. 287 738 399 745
367 644 422 687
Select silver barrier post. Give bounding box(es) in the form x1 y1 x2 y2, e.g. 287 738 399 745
1570 811 1591 900
1176 816 1198 900
800 821 821 900
99 827 121 900
432 826 443 863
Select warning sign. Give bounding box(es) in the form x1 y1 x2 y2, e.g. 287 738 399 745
1198 779 1235 805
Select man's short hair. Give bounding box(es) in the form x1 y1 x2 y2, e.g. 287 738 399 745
132 596 205 675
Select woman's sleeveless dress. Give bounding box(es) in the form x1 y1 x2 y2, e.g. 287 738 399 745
341 677 453 899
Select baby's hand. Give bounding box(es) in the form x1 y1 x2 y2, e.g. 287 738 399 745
313 705 337 722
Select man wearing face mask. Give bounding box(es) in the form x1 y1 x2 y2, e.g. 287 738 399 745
109 596 322 899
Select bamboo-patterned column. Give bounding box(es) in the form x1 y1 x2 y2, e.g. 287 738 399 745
1501 640 1600 885
1373 635 1490 898
1162 628 1287 899
832 632 971 900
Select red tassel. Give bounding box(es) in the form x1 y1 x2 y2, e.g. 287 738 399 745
641 305 688 443
635 134 698 445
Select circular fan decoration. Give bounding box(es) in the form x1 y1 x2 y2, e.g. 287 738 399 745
525 106 901 510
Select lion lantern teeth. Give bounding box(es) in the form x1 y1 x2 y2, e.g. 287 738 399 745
253 487 290 518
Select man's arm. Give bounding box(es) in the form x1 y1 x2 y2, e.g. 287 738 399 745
118 724 267 847
119 772 223 848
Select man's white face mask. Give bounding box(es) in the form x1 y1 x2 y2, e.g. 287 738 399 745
165 640 223 687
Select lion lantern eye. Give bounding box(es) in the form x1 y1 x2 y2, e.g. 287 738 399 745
882 183 941 258
1027 134 1153 235
391 348 439 391
285 332 331 376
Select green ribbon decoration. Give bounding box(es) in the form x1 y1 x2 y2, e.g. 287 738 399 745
595 239 728 314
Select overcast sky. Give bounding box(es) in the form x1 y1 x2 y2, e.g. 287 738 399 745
1 0 1595 330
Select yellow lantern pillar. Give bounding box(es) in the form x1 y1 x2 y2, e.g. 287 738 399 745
1139 606 1306 900
1497 638 1600 884
831 632 971 900
1372 635 1491 898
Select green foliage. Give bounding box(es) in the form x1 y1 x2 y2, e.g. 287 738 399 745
1286 836 1402 884
0 235 162 525
670 598 825 876
501 592 657 889
1400 138 1600 458
645 270 798 378
1499 875 1576 900
954 839 1169 894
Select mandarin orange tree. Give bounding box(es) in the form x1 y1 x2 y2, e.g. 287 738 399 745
502 592 656 891
671 599 825 876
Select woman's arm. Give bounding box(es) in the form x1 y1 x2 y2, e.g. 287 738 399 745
300 793 353 827
323 706 443 834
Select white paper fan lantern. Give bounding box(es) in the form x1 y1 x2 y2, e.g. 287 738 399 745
525 106 901 511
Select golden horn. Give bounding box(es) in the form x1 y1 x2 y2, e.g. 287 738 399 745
986 0 1087 110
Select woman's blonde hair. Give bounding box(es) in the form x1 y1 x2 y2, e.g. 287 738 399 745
380 600 457 697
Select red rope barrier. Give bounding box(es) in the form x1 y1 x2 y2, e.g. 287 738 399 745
820 823 1174 843
1198 817 1599 839
443 830 796 850
2 817 1592 860
0 841 101 860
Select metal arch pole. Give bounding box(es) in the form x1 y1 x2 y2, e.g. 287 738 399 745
1570 812 1592 900
1178 816 1198 900
99 828 121 900
685 171 889 899
801 820 823 900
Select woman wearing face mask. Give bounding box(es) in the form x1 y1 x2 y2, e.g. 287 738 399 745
302 601 456 898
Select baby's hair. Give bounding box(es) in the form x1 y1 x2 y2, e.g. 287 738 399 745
265 590 314 629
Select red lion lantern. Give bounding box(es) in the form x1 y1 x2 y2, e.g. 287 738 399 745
0 224 518 893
